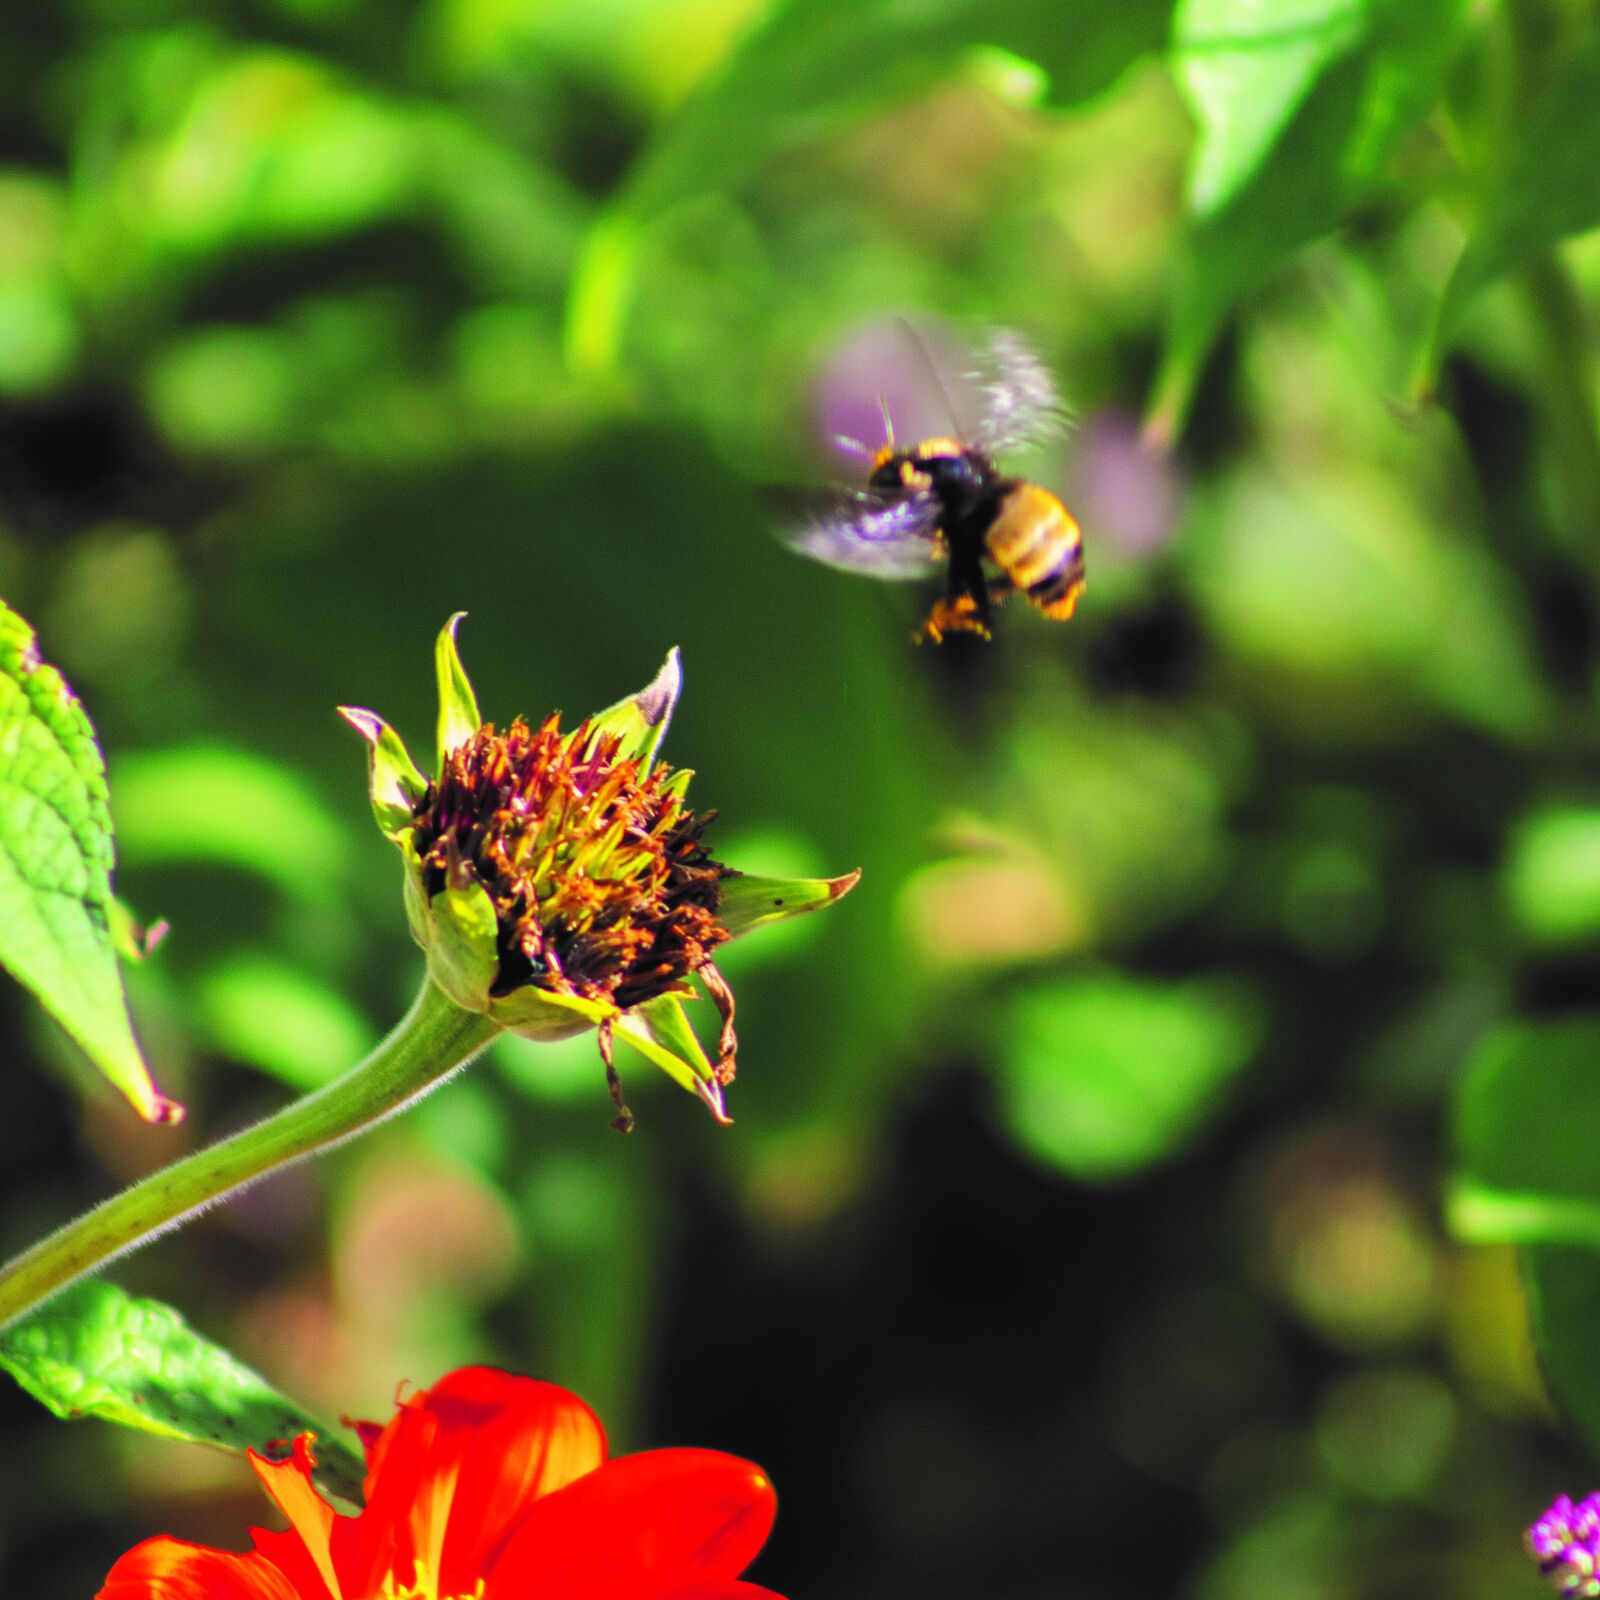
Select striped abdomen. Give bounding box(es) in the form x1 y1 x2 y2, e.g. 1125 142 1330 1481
984 482 1085 619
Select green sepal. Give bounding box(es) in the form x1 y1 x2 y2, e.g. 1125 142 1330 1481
424 876 499 1013
491 983 614 1042
401 851 431 950
616 998 730 1123
637 992 716 1079
587 648 681 769
718 869 862 941
338 705 427 839
434 612 481 769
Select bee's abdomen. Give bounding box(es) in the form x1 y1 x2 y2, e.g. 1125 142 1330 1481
984 483 1085 619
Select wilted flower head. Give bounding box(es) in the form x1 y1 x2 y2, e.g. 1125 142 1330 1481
99 1365 785 1600
1528 1492 1600 1596
341 616 857 1126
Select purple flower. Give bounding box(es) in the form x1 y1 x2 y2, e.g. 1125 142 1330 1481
1528 1493 1600 1596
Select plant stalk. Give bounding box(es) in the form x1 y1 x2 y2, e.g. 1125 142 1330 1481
0 978 500 1330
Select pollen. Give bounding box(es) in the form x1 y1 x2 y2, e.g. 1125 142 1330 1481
411 714 730 1012
380 1559 485 1600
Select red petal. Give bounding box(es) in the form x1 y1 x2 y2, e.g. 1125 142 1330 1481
98 1537 301 1600
488 1448 776 1599
344 1366 607 1595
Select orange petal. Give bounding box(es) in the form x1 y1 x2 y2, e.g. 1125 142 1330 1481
248 1436 342 1599
489 1449 776 1599
98 1536 301 1600
352 1367 607 1597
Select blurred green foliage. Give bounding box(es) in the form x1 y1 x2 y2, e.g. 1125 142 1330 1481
3 0 1600 1594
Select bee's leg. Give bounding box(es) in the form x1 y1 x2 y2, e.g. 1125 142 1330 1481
918 570 993 644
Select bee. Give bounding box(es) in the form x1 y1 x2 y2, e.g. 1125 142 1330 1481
774 327 1084 643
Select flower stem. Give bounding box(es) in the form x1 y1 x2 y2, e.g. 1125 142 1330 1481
0 979 500 1330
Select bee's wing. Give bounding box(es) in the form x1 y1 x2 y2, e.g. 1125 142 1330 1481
767 487 944 581
968 329 1068 456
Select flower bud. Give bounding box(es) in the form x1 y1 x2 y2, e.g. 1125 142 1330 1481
342 616 857 1125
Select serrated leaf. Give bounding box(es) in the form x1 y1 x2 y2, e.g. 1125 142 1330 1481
0 600 179 1123
0 1280 366 1504
1449 1018 1600 1248
567 0 1168 374
1150 0 1468 442
1422 29 1600 381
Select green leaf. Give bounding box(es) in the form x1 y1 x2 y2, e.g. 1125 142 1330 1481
111 744 351 910
1150 0 1468 442
197 954 375 1091
998 973 1261 1181
717 868 862 940
1450 1019 1600 1248
1503 806 1600 946
0 600 179 1123
1522 1245 1600 1463
338 705 427 839
1424 29 1600 380
587 648 682 769
434 611 481 769
1173 0 1364 218
567 0 1169 374
0 1280 366 1504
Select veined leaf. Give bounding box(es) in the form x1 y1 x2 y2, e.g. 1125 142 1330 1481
0 600 179 1123
0 1280 366 1504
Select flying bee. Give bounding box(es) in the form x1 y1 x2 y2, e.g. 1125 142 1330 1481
774 327 1085 643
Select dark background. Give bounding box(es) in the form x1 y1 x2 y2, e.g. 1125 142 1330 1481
1 1 1596 1594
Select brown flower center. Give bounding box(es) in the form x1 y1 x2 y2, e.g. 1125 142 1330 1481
412 716 730 1011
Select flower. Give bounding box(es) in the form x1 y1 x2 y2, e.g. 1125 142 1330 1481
1528 1492 1600 1596
99 1365 785 1600
341 615 858 1126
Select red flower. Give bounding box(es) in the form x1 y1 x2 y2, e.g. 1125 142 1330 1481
99 1366 783 1600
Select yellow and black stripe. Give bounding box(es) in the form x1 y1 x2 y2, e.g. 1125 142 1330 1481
984 483 1085 619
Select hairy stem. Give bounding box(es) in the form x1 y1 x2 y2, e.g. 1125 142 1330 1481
0 979 500 1329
